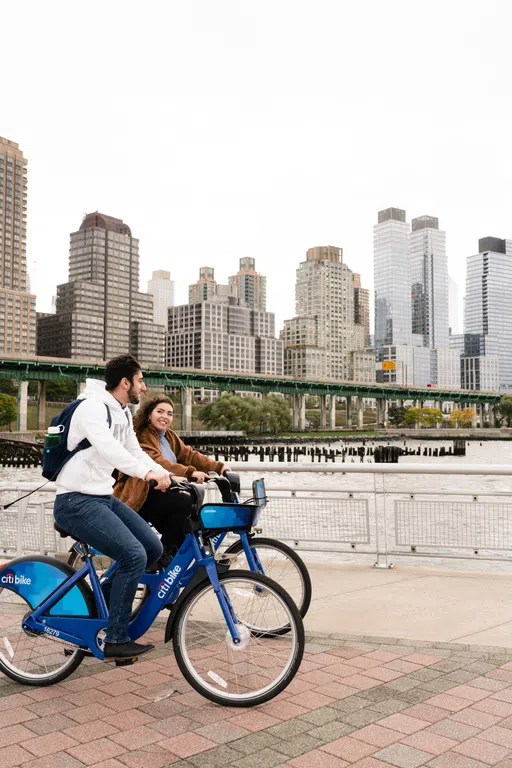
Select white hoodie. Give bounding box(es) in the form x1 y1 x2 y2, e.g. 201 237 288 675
55 379 161 496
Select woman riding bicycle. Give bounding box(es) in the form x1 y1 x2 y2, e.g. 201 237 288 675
113 395 230 568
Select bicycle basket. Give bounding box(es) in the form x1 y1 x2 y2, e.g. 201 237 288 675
199 503 256 533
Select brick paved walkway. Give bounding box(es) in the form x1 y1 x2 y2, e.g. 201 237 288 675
3 631 512 768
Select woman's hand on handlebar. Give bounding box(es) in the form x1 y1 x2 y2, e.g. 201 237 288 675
145 470 171 491
190 470 209 483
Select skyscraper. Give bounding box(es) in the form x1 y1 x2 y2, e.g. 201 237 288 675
463 236 512 391
37 213 165 364
374 208 411 348
147 269 175 327
229 257 267 311
188 267 238 305
374 208 458 387
410 215 449 349
189 267 217 303
282 246 371 381
0 137 36 355
167 268 282 375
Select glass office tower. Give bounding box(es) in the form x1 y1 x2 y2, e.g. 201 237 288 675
465 236 512 391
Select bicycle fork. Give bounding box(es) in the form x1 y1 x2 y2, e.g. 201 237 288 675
203 557 243 645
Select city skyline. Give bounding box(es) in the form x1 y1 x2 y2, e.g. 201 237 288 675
2 2 510 337
0 141 508 393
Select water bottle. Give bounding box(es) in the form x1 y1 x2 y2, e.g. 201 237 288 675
44 425 64 450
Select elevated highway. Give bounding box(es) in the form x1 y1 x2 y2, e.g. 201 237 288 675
0 354 500 431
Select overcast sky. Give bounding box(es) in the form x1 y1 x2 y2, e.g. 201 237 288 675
2 0 511 333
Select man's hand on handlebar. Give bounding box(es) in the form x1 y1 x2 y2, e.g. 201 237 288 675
145 470 171 491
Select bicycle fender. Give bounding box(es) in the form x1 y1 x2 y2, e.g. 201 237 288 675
0 556 96 617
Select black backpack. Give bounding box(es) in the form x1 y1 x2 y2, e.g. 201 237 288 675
42 400 112 481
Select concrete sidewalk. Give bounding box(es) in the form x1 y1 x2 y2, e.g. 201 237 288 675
305 561 512 647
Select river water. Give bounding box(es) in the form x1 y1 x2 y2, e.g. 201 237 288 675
2 438 512 572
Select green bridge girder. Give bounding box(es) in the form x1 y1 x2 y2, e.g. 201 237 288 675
0 354 501 404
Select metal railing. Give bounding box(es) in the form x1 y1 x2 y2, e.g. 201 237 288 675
1 463 512 568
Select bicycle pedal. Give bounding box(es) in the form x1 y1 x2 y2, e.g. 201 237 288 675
114 657 138 667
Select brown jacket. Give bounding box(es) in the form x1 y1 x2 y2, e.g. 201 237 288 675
113 425 224 511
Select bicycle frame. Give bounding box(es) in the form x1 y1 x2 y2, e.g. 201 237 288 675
78 529 263 583
22 531 244 660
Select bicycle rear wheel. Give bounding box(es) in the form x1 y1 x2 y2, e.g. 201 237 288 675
172 570 304 707
224 537 312 619
0 562 92 686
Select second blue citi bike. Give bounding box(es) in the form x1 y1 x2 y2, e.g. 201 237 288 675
67 472 312 623
0 478 304 707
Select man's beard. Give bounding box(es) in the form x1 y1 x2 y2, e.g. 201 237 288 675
127 385 140 405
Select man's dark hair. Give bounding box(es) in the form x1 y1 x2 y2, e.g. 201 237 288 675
105 354 141 391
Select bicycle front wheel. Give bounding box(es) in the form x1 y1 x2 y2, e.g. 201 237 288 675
172 570 304 707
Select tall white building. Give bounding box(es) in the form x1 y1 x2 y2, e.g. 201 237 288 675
282 246 371 381
410 216 449 350
374 208 411 348
147 270 175 327
464 236 512 391
374 208 457 387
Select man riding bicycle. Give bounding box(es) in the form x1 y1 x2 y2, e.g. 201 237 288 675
52 354 169 662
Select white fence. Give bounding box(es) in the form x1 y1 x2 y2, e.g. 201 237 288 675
1 463 512 568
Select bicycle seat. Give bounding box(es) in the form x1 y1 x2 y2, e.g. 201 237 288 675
54 522 75 539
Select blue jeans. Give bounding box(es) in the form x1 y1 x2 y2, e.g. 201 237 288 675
54 493 163 644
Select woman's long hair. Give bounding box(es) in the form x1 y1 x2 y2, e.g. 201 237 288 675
133 396 175 438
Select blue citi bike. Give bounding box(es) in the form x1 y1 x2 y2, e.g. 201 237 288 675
0 478 305 707
67 472 312 622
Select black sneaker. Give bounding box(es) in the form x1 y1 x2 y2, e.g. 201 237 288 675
103 640 154 662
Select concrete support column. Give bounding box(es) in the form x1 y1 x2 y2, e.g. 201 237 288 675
181 386 193 432
298 394 306 431
17 380 28 432
38 381 47 431
346 396 352 428
489 404 496 428
382 399 388 428
376 399 388 428
77 381 86 397
329 395 336 430
320 395 328 429
356 396 364 429
292 394 299 430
